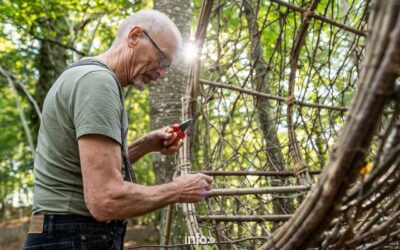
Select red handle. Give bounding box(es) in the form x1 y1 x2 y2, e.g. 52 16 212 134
166 124 186 145
172 123 180 132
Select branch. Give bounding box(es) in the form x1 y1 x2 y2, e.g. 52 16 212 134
260 2 400 248
200 79 349 111
0 65 42 121
31 34 86 56
0 66 36 160
192 170 321 176
269 0 367 36
208 185 310 197
197 214 292 222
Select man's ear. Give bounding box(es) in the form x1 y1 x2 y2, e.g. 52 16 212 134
128 26 142 48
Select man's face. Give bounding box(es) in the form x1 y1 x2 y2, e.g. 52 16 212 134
128 28 178 90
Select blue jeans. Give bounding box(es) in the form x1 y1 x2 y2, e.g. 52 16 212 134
23 214 127 250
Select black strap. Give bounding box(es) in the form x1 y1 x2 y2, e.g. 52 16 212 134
65 59 136 183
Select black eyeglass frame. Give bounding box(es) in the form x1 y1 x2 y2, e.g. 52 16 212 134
142 30 170 70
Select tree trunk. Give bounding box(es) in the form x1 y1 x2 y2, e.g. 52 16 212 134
243 0 295 219
32 21 69 142
151 0 192 184
151 0 192 245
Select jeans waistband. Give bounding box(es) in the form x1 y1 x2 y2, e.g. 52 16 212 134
27 213 127 249
34 213 127 228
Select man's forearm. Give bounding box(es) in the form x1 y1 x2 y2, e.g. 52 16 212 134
80 134 202 222
127 128 181 163
128 136 150 163
95 181 179 221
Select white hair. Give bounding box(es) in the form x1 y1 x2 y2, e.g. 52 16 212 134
115 9 182 48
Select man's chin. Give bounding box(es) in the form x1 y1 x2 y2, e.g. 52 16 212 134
132 79 147 91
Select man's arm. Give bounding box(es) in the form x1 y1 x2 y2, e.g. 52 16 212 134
79 134 211 222
128 127 182 163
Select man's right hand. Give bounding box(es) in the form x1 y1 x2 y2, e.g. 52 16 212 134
173 173 213 203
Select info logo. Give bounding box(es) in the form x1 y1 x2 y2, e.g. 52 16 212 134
184 234 216 245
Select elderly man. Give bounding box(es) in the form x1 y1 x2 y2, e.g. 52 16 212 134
24 9 212 249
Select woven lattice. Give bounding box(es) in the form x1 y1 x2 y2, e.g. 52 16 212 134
162 0 400 249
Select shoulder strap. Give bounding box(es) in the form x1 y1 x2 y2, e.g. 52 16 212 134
66 59 137 183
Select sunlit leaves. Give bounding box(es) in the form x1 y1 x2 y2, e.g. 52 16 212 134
0 0 147 213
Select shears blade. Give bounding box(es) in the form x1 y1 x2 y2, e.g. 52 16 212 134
178 112 201 132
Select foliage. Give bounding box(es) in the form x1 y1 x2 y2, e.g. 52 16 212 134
0 1 380 247
0 0 153 218
188 0 370 246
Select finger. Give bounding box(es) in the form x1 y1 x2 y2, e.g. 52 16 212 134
164 139 182 150
163 133 177 146
201 191 210 199
160 145 180 155
198 174 213 184
162 130 173 140
202 179 212 190
170 141 182 150
160 148 174 155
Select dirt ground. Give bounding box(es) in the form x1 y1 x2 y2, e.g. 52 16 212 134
0 217 158 249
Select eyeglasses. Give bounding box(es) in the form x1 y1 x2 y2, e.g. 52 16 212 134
142 30 170 70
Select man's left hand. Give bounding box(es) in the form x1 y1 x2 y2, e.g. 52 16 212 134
144 127 183 155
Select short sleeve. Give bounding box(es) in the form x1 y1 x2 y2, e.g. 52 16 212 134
70 70 123 144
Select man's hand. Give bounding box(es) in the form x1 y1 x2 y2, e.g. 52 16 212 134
173 173 213 203
143 127 183 155
128 127 183 164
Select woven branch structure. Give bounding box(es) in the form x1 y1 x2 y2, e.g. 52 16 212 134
164 0 400 249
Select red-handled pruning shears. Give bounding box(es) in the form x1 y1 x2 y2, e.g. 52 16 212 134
166 112 201 145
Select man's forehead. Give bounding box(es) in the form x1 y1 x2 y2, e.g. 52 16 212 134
154 32 179 54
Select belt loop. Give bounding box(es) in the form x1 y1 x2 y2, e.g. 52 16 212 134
47 214 54 239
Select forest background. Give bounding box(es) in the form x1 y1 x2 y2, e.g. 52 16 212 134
0 0 381 248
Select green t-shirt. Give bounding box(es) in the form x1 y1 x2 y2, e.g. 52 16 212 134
32 58 128 216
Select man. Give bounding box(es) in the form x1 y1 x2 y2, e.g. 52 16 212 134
24 9 212 249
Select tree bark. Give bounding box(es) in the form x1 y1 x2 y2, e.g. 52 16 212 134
32 20 69 141
151 0 192 184
151 0 192 245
